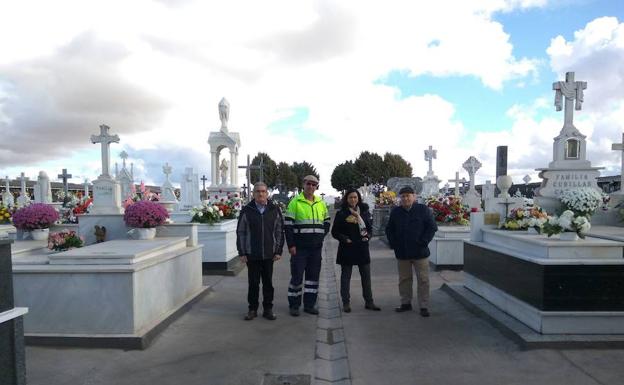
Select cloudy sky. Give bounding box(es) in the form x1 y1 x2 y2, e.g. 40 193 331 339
1 0 623 195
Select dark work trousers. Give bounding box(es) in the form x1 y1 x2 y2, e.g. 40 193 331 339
247 259 275 311
340 264 373 305
288 247 322 309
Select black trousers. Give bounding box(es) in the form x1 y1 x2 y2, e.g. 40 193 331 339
247 259 274 311
340 264 373 305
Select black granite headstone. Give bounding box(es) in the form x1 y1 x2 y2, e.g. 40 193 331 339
496 146 508 195
0 240 27 385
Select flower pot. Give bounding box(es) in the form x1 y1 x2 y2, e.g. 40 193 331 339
559 232 579 241
133 227 157 240
30 228 49 241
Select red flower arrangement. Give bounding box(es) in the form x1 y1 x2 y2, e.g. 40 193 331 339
425 195 470 225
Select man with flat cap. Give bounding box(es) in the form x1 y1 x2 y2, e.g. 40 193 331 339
284 174 330 316
385 186 437 317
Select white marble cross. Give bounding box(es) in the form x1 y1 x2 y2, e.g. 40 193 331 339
523 175 531 185
612 133 624 194
163 163 173 182
424 145 437 174
482 180 495 201
553 71 587 128
448 172 463 197
462 156 482 191
91 125 120 178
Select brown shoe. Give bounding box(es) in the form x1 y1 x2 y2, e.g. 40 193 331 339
262 310 277 320
244 310 257 320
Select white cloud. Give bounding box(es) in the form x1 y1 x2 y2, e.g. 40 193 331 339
0 0 557 194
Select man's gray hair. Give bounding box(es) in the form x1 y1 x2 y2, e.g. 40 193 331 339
253 182 268 191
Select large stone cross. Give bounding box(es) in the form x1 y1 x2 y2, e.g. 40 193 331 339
553 71 587 129
448 172 463 197
57 168 72 206
612 133 624 194
424 145 437 174
91 124 120 178
462 156 482 191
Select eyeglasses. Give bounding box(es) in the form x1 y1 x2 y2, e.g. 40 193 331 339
305 182 318 186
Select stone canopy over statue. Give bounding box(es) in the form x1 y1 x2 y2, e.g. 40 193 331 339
208 97 241 196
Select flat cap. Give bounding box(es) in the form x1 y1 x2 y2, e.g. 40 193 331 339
398 186 415 195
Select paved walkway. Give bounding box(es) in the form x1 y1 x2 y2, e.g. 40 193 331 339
25 237 624 385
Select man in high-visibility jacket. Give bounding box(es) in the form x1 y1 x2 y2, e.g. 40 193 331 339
285 174 331 316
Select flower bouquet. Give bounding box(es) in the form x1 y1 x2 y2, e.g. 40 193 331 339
500 206 548 231
559 188 604 217
211 192 242 219
0 205 14 224
190 203 223 224
123 200 169 228
542 210 591 239
12 203 60 231
123 182 160 209
376 191 396 208
48 230 84 251
425 195 470 225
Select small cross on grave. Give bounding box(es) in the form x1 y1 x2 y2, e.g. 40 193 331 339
200 175 208 200
163 163 172 181
58 168 72 207
120 150 128 168
612 133 624 194
448 172 463 197
238 155 265 201
523 175 531 185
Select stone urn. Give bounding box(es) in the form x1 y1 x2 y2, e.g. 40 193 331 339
496 175 513 198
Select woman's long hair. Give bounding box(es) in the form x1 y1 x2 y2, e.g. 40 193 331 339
341 188 368 212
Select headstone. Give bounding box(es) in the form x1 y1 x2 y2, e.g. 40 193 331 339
33 171 53 204
2 177 14 208
462 156 482 209
89 125 123 214
422 145 441 198
481 180 495 205
178 167 201 211
386 177 423 194
160 163 178 202
15 173 29 207
534 72 602 213
116 150 134 200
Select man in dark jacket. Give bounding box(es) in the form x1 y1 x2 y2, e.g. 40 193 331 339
236 182 285 321
385 186 438 317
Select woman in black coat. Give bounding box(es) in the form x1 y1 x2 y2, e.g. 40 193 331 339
331 188 380 313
